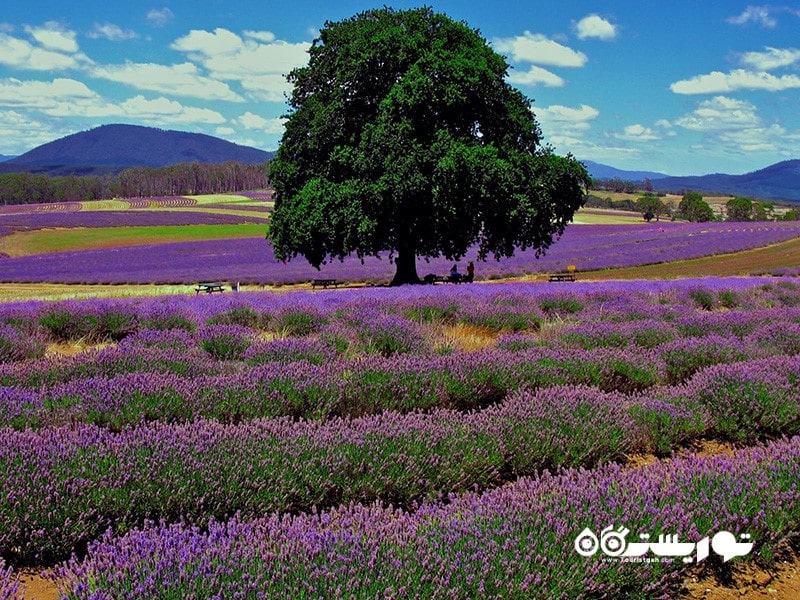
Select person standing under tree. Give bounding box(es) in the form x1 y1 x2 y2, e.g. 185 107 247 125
466 261 475 283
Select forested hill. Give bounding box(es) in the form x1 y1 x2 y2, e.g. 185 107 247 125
653 160 800 203
0 124 274 176
587 159 800 203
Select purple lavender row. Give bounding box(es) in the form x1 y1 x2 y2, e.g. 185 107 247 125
1 276 794 337
0 385 640 563
1 221 798 283
0 202 81 215
0 560 18 600
3 328 799 431
3 354 800 565
45 435 800 599
0 210 268 231
5 305 798 428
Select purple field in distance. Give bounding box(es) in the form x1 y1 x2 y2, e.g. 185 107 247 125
1 221 799 284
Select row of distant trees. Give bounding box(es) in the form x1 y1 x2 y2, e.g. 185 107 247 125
587 190 799 222
0 161 270 205
593 177 656 194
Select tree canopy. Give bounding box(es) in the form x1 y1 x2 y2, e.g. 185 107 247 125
678 191 714 222
268 7 590 285
637 193 666 221
726 196 753 221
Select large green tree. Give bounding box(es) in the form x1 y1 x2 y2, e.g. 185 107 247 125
268 7 590 285
726 196 753 221
678 191 714 222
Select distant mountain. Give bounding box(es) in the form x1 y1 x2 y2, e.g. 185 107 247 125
584 159 800 203
653 160 800 203
583 160 669 181
0 154 16 162
0 124 274 176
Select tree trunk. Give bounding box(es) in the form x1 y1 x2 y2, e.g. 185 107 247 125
390 246 421 286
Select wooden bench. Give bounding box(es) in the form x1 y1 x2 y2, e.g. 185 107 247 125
548 273 576 282
195 282 225 294
312 278 340 289
424 274 470 284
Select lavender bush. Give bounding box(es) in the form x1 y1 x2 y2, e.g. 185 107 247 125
0 325 46 363
55 436 800 599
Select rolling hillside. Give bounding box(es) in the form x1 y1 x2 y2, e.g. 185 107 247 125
0 124 274 176
586 159 800 203
583 161 668 181
653 160 800 203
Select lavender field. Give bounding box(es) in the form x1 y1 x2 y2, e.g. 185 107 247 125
1 278 800 597
2 220 800 284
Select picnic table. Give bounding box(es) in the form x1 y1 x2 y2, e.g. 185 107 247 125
312 278 340 289
195 282 225 294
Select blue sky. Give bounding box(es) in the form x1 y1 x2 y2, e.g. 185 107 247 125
1 1 799 175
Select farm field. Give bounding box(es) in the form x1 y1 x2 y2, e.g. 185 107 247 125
1 194 800 597
2 195 800 284
1 279 800 598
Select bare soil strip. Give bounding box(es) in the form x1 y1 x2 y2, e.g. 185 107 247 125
578 236 800 280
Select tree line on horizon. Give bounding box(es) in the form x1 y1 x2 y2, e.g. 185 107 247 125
587 190 800 222
0 161 270 205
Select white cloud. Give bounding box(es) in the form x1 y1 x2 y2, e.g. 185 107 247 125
216 126 235 136
0 110 69 154
614 124 660 141
0 76 226 127
727 6 777 28
0 77 97 108
717 124 787 152
90 62 244 102
493 32 587 67
670 69 800 94
507 65 564 87
172 28 244 57
174 30 310 76
88 23 138 41
574 15 617 41
24 22 78 53
0 29 91 71
244 30 276 43
147 8 175 28
237 75 294 102
171 28 310 102
675 96 761 131
119 95 226 123
537 104 599 127
535 103 600 147
673 95 800 156
235 111 286 133
740 47 800 70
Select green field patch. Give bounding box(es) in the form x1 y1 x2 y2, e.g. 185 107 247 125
0 224 267 257
571 208 646 225
78 200 131 211
186 194 267 205
139 207 271 219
